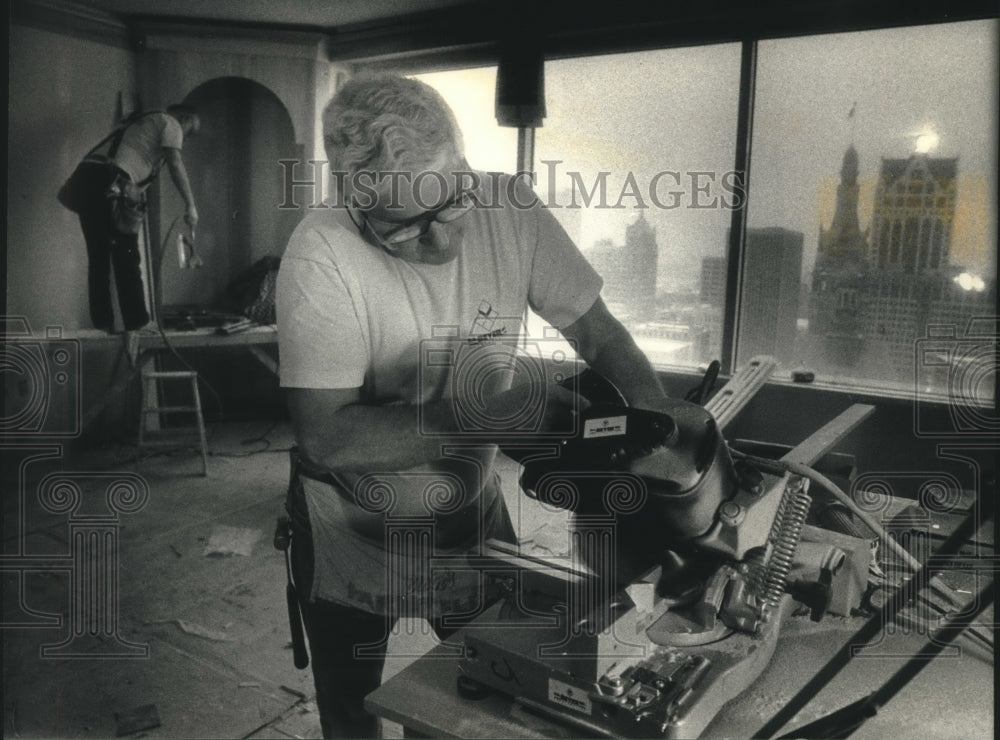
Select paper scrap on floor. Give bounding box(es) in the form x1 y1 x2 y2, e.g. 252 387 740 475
204 526 262 557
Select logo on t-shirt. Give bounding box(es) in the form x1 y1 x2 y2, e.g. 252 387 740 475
468 300 511 344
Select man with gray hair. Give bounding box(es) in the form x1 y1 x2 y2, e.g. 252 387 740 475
276 74 668 737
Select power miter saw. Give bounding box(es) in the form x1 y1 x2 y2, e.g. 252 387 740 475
457 358 875 738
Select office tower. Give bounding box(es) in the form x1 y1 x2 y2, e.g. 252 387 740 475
861 153 997 381
738 227 803 364
586 214 658 322
700 256 727 306
623 211 658 319
868 154 956 271
810 146 995 385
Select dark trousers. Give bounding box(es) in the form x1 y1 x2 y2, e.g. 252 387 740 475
289 473 515 738
297 593 462 738
77 163 149 331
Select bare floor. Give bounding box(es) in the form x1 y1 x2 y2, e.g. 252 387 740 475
1 421 565 739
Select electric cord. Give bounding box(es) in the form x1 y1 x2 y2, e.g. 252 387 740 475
126 213 227 458
154 215 225 411
93 217 284 464
728 448 921 572
756 501 993 739
151 219 290 458
239 418 281 451
199 419 288 458
728 447 993 652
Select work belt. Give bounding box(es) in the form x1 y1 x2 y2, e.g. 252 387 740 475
274 447 310 670
276 447 363 669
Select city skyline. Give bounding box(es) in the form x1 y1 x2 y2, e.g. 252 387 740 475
746 20 996 281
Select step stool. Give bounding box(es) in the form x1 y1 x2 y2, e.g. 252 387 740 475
137 369 208 476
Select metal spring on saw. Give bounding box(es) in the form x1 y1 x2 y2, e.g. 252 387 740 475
744 481 790 598
761 477 811 608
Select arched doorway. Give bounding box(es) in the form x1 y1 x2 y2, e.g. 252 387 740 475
158 77 302 309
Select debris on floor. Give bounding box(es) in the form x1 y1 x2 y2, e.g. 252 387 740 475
203 526 262 557
280 685 307 701
146 618 234 642
114 704 161 737
271 704 322 739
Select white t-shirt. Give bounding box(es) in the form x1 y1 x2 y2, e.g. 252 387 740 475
113 112 183 185
276 173 602 614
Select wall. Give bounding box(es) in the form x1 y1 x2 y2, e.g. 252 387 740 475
5 17 142 445
136 32 336 275
7 22 136 331
5 11 338 439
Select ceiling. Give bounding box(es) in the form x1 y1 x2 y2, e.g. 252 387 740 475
38 1 1000 62
66 0 480 30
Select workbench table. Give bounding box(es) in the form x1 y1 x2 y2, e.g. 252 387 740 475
366 607 993 739
70 325 279 432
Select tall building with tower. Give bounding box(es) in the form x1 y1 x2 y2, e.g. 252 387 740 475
857 153 993 379
809 146 995 385
587 213 658 322
809 145 869 365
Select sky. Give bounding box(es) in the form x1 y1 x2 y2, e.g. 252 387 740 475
418 18 998 288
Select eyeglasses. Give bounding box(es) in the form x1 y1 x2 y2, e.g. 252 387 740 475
347 188 476 250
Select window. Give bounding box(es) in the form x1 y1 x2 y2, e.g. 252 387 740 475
414 49 742 369
533 46 742 368
405 17 995 405
410 67 518 175
748 20 997 402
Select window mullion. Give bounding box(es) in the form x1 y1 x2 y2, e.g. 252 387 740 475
721 37 758 376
